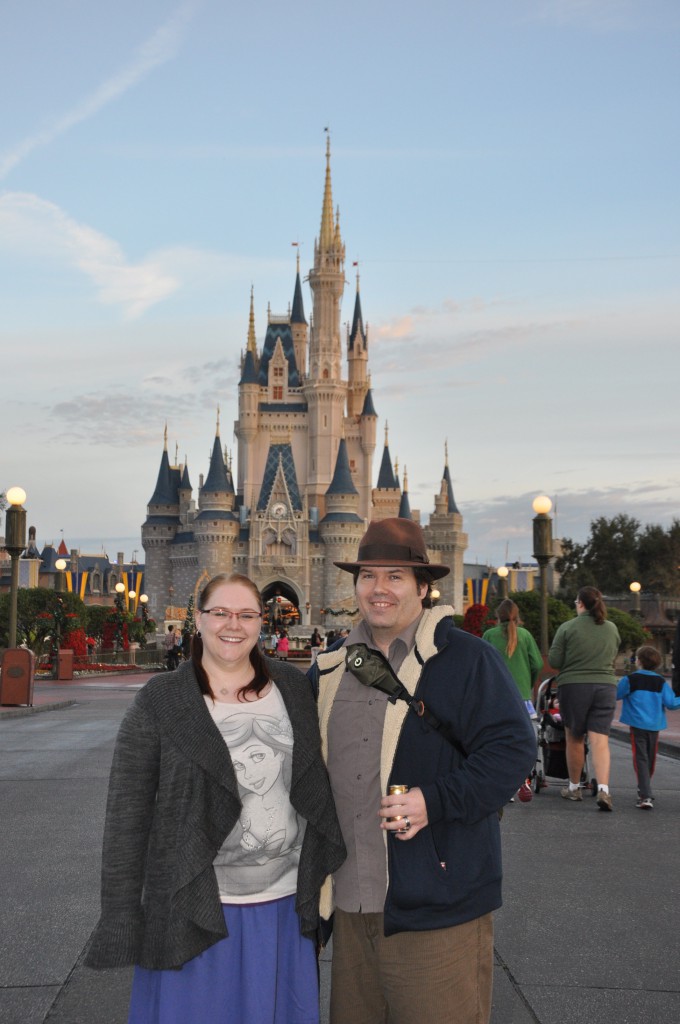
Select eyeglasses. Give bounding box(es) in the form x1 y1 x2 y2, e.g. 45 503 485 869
200 608 262 623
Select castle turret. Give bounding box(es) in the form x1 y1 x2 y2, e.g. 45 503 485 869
371 423 401 521
347 271 368 417
142 426 181 620
235 289 261 511
318 438 364 627
193 410 239 579
398 466 412 520
303 135 347 513
290 250 308 378
422 442 468 612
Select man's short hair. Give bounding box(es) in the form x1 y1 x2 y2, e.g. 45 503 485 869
635 644 662 670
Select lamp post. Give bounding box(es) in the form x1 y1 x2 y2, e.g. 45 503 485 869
629 581 642 616
55 557 67 594
114 581 126 655
4 487 27 649
532 494 553 659
497 565 509 600
139 593 150 646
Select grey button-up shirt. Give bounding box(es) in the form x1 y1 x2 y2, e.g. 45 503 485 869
327 615 422 912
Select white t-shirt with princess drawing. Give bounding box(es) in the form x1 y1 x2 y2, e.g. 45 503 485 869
204 684 305 904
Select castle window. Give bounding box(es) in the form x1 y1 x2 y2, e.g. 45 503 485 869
273 386 283 400
273 366 283 378
349 460 356 470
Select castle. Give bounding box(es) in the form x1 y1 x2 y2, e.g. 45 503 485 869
142 141 467 628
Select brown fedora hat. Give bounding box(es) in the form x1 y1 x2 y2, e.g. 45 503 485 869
334 518 450 580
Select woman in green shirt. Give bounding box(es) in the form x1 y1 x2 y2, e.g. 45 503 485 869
483 599 543 704
548 586 620 812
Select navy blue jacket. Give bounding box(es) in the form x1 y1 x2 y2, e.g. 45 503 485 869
313 610 537 936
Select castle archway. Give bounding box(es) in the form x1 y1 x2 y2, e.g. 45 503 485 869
261 580 301 631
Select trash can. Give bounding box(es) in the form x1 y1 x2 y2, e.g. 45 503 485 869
57 648 74 681
1 648 36 706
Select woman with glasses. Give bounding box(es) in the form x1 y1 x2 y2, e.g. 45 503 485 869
86 572 345 1024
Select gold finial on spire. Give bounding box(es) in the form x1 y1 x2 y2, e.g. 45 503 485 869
247 286 257 352
163 423 168 450
384 421 389 446
445 439 449 466
216 405 221 436
174 442 179 465
404 466 409 492
296 247 300 273
394 456 399 477
319 131 335 252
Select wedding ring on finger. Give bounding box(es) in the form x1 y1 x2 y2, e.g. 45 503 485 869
398 817 411 833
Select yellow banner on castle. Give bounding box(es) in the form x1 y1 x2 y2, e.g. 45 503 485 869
466 578 489 606
123 571 144 613
65 571 88 600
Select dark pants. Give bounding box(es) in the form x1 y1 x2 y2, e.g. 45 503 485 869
630 727 658 800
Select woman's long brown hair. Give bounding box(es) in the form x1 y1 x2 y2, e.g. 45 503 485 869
495 598 520 657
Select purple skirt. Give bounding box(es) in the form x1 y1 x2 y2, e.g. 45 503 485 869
128 895 319 1024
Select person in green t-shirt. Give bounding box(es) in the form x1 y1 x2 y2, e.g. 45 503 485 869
483 599 543 704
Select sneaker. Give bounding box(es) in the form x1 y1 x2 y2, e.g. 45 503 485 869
596 790 613 812
636 798 653 810
560 786 583 801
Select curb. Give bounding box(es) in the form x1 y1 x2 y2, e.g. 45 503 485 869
610 725 680 762
0 700 77 719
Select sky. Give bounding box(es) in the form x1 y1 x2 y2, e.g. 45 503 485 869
1 0 679 572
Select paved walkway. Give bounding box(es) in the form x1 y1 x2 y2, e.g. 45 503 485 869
6 668 680 758
1 672 679 1022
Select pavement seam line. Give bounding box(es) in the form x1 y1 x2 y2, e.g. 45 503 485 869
494 947 543 1023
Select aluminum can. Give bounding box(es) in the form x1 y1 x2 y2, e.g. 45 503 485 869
387 784 409 826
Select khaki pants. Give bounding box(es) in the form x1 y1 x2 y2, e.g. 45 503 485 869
330 909 493 1024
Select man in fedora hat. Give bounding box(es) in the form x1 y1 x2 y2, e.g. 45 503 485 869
312 518 535 1024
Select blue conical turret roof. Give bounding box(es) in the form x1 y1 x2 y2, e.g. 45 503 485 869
148 446 178 505
291 266 307 325
443 460 459 513
376 431 397 489
326 439 358 495
349 286 366 350
361 388 377 417
202 435 233 493
240 348 258 385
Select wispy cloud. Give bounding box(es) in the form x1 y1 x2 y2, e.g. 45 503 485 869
456 483 680 565
371 299 580 377
0 192 178 318
0 0 201 181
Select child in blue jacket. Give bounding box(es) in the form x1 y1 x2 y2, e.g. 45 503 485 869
616 645 680 809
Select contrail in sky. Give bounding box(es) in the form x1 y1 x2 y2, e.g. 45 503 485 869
0 0 201 181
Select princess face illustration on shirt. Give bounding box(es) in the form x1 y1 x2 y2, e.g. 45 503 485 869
217 711 301 863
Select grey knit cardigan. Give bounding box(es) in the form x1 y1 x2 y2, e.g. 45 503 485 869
85 658 345 970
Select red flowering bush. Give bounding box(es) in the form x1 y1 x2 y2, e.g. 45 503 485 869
461 603 493 637
63 628 88 658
